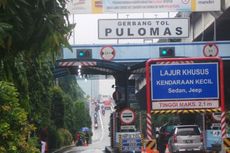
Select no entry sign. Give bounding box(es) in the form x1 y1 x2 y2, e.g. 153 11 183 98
100 46 115 60
120 108 135 125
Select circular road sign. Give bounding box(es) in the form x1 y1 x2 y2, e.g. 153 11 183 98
100 46 115 60
212 112 221 121
120 108 136 125
203 43 219 57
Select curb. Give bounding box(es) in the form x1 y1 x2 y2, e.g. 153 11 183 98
52 144 75 153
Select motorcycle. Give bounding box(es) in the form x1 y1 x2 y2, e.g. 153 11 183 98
76 137 84 146
102 109 105 115
94 123 98 129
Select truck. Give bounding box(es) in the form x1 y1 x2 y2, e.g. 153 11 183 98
103 99 112 110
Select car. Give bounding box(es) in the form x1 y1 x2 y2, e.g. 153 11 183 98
168 125 204 153
103 100 112 110
157 124 176 153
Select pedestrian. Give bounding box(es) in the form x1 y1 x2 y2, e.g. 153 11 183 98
41 141 46 153
75 132 80 143
39 128 48 153
85 131 89 146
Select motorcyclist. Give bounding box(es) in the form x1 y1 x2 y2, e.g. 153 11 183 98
75 132 83 146
101 106 105 115
94 120 98 129
95 104 99 112
94 112 98 120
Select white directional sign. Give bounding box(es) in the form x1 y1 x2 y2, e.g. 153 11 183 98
117 132 142 152
98 18 189 39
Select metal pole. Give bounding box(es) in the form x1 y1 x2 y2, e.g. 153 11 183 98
145 60 153 140
219 58 226 139
117 13 119 44
140 112 142 132
202 113 206 150
90 80 92 115
72 14 75 44
214 17 216 41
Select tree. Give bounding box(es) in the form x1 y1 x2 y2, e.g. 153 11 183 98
74 101 91 131
0 81 39 153
59 75 85 101
0 0 75 151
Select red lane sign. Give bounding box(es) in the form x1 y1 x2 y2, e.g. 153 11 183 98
100 46 115 60
120 108 135 125
203 43 219 57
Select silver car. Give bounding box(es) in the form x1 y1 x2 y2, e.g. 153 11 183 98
168 125 204 153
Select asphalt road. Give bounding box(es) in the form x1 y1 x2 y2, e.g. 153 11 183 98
62 105 112 153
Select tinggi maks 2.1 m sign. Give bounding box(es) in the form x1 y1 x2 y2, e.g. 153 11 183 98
150 61 220 110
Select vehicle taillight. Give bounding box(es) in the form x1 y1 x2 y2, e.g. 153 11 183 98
200 133 203 142
173 134 177 143
164 132 170 136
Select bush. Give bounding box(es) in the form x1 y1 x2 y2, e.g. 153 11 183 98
57 128 73 147
47 126 59 152
0 81 39 153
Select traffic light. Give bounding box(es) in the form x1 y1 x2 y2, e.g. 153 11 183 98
77 49 92 59
159 47 175 58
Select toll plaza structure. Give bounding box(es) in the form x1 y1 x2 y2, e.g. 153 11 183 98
55 41 230 152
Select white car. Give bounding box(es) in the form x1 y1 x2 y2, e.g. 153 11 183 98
168 125 204 153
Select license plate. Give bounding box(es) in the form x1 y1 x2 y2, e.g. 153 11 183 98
185 140 193 143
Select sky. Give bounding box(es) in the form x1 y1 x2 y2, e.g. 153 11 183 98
77 79 115 98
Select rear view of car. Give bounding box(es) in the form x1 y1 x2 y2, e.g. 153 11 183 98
168 125 204 153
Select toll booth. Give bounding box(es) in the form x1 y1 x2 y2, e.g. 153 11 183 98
145 57 227 153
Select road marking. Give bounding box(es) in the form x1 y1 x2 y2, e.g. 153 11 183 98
99 111 104 142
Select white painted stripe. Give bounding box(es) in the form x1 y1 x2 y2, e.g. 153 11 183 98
59 61 97 67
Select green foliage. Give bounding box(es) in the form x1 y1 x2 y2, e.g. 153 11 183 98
58 76 92 134
57 128 73 147
0 0 74 56
59 75 85 101
74 101 91 131
49 83 91 135
0 81 39 153
0 0 92 152
50 86 65 128
152 114 181 127
47 125 59 152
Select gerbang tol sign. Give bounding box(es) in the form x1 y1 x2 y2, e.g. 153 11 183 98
98 18 189 39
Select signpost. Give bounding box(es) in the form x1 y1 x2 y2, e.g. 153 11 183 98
151 63 219 100
100 46 115 60
67 0 221 14
145 57 226 140
63 41 230 62
117 132 142 152
203 43 219 57
98 18 189 39
151 62 219 110
120 108 136 125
